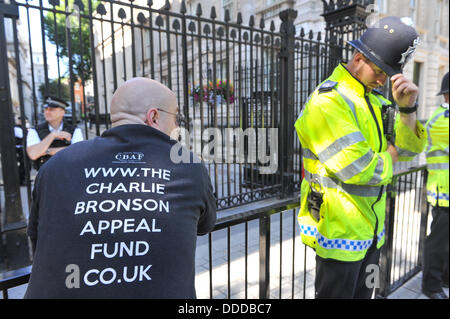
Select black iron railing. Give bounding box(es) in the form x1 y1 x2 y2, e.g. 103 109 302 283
1 165 431 299
377 165 429 298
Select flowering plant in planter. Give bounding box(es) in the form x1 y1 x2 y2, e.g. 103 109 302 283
190 79 235 104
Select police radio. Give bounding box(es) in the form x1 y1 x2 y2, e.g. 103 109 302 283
307 179 323 223
382 104 396 144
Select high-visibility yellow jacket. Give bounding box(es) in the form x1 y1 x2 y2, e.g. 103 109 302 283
295 63 427 261
425 103 449 207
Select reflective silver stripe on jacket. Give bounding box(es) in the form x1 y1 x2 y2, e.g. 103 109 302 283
334 149 374 181
427 163 450 170
426 150 449 158
302 148 319 160
317 131 366 163
396 146 419 157
336 88 360 128
367 155 385 185
426 110 447 154
303 169 384 197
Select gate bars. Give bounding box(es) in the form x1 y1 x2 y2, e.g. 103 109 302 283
0 0 365 269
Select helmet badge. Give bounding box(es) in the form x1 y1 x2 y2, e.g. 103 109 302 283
399 37 419 68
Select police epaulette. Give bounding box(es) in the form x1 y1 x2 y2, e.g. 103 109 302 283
371 88 385 97
318 80 338 94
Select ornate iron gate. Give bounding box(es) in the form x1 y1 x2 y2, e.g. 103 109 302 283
0 0 372 270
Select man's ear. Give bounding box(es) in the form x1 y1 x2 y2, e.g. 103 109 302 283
353 51 364 63
146 108 159 128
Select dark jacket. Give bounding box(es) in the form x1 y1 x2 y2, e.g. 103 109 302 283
32 120 76 170
25 124 217 298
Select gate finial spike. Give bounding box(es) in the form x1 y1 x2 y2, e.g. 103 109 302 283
224 9 230 22
237 12 243 24
74 0 84 11
163 0 171 11
96 3 107 15
249 15 255 27
180 0 187 14
196 3 202 17
210 6 216 19
270 20 275 32
118 8 126 19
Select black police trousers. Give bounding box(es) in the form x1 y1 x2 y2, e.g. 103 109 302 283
315 243 380 299
423 205 449 293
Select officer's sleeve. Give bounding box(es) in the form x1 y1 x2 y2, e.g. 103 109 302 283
197 164 217 235
71 128 84 144
394 114 427 161
26 128 41 147
301 93 393 186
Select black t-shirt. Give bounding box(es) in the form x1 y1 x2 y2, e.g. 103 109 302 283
25 124 216 298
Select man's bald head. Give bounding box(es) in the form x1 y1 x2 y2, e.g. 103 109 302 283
110 77 178 128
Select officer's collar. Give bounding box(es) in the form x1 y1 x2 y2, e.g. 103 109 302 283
441 102 449 109
333 63 370 97
48 121 63 132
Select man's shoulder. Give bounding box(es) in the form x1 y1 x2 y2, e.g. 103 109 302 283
317 80 338 94
306 80 341 107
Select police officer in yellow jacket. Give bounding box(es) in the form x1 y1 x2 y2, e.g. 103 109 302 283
422 72 449 299
295 17 427 299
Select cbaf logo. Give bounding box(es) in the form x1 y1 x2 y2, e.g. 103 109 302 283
114 152 145 163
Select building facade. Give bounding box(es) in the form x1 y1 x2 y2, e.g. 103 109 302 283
91 0 448 120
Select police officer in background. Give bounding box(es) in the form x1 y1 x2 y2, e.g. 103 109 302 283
295 17 427 299
24 78 217 298
26 96 84 170
422 72 449 299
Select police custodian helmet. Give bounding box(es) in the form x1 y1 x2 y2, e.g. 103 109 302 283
43 96 68 109
349 16 419 77
437 72 449 96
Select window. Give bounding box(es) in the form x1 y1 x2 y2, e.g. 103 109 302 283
187 0 195 15
412 62 422 86
161 75 168 86
144 29 151 61
375 0 387 13
438 0 449 37
222 0 233 21
266 0 280 5
409 0 417 24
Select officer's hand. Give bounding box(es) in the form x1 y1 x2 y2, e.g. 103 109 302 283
391 74 418 108
387 143 399 164
53 131 72 142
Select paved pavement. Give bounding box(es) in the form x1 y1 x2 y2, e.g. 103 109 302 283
387 272 449 299
3 268 448 300
2 204 447 299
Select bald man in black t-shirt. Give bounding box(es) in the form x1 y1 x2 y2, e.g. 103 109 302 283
25 78 217 298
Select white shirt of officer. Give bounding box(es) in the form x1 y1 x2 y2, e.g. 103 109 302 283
27 122 84 147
